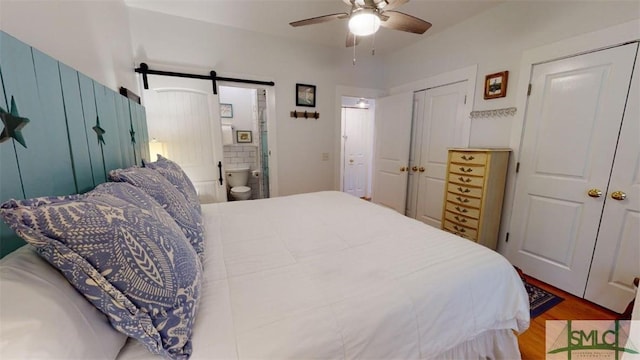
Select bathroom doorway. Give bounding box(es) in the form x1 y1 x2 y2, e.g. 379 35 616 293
219 85 272 200
341 96 375 200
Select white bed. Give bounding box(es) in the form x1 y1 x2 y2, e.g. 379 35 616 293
114 191 529 359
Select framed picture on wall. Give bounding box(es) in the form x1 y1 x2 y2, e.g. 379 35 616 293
220 103 233 118
484 71 509 99
296 83 316 107
236 130 252 143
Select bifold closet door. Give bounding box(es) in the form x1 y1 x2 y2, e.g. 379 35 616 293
584 47 640 312
412 81 468 228
507 43 637 300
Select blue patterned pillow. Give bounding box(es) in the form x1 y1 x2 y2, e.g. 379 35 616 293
144 155 201 215
0 182 202 360
109 167 204 260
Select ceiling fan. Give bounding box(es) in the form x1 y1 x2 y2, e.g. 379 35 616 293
289 0 432 47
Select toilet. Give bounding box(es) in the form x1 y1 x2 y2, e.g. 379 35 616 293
225 167 251 201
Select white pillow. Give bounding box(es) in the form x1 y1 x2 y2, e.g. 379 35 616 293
0 245 127 359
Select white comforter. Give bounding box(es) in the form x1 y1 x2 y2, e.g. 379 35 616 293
118 191 530 359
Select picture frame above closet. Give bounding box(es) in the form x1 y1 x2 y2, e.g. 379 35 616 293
484 71 508 99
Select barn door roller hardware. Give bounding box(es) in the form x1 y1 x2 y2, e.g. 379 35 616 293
134 63 275 95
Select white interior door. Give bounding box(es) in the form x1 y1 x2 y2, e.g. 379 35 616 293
143 76 228 203
507 43 637 297
584 47 640 312
413 81 468 227
343 107 372 198
372 92 413 213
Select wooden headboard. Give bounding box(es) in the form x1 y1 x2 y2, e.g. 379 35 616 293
0 31 150 257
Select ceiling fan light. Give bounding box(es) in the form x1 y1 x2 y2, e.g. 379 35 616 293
348 11 381 36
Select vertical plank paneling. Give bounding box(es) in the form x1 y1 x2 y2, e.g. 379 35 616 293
94 82 122 173
78 73 106 183
115 94 134 167
0 33 26 255
59 63 95 193
1 35 75 198
0 31 149 257
28 49 76 196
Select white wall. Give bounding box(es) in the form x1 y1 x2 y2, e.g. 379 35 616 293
219 86 256 133
383 0 640 147
0 0 137 92
128 8 385 196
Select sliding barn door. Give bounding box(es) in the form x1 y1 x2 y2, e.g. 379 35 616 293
143 76 227 203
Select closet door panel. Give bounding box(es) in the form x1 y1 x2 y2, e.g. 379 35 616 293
0 43 26 256
585 46 640 312
78 73 106 183
59 64 95 193
94 82 123 173
115 94 135 168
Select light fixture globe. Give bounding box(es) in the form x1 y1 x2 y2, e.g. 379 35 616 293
348 9 381 37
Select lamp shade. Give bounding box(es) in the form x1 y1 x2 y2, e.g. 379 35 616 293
348 10 381 36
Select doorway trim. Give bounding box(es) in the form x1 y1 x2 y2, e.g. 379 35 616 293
334 86 387 192
217 80 279 197
499 19 640 255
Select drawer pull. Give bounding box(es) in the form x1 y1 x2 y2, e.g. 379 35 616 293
459 167 473 173
455 196 469 203
455 206 468 213
461 155 475 161
458 176 472 183
454 215 467 223
455 232 469 239
453 225 466 233
457 186 470 193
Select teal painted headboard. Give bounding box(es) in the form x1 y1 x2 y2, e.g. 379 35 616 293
0 31 150 257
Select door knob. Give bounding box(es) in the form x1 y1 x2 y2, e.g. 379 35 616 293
611 191 626 201
587 189 602 198
400 166 406 172
418 167 425 172
412 166 418 172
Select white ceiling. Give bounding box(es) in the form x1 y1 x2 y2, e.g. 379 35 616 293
124 0 504 54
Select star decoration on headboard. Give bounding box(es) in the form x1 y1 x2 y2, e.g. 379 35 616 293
0 96 30 148
92 116 105 145
130 127 136 145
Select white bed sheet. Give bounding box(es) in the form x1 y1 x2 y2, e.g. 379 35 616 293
117 191 530 359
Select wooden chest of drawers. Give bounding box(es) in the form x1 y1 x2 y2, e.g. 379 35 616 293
441 148 510 250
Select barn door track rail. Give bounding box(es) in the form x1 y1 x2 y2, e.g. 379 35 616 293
134 63 275 95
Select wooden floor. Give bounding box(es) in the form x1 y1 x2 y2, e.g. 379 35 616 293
517 275 620 359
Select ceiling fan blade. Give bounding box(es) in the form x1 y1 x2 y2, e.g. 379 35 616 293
380 10 432 34
289 13 349 27
378 0 409 11
345 32 361 47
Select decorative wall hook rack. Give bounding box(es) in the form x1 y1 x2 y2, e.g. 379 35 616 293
470 107 517 119
290 110 319 119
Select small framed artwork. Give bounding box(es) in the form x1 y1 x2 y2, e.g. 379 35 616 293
220 103 233 118
236 130 252 143
296 83 316 107
484 71 509 99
